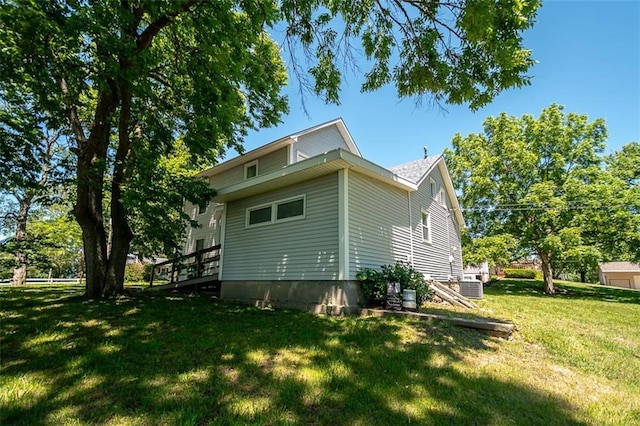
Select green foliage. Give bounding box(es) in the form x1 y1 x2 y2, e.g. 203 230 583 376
503 268 536 279
281 0 540 109
123 262 151 283
355 267 386 302
357 262 433 306
446 104 639 292
462 231 518 267
0 206 83 279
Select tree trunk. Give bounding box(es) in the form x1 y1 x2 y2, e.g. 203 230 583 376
103 89 134 296
539 251 555 294
11 197 31 286
580 270 586 283
74 92 113 298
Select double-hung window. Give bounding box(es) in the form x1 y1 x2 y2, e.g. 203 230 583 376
246 195 306 227
421 210 432 243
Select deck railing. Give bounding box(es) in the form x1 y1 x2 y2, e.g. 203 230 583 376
149 244 221 287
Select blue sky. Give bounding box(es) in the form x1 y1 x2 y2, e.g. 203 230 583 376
241 1 639 169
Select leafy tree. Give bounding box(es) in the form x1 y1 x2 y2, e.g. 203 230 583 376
0 0 540 298
0 205 83 280
0 89 71 285
461 232 519 268
446 104 628 294
607 142 640 186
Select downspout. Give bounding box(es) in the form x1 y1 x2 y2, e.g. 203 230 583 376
408 191 414 264
446 209 453 278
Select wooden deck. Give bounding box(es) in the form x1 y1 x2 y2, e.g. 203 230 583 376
149 245 221 293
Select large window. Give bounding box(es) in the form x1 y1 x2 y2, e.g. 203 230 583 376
246 195 306 227
421 210 432 243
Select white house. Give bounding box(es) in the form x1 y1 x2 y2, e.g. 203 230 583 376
183 119 465 313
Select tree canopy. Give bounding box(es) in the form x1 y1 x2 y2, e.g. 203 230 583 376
0 0 541 298
447 104 640 293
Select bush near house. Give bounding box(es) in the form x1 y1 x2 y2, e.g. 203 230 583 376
503 268 537 279
356 262 433 307
124 262 152 282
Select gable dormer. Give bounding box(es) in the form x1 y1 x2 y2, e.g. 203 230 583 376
202 118 361 190
289 118 361 163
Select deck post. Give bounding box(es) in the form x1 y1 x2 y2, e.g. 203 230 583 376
150 264 155 287
196 251 202 279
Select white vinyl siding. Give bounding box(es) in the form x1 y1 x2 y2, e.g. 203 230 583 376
183 202 224 254
411 168 463 281
293 126 352 159
348 172 412 279
210 147 289 189
222 173 339 280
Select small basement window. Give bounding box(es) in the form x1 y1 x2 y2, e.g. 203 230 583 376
246 195 305 227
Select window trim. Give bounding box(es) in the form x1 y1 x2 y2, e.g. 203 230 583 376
421 209 432 244
430 177 437 198
437 189 446 207
244 160 258 180
246 194 306 228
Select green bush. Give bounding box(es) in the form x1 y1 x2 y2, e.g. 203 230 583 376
124 262 151 282
503 268 537 279
356 262 433 307
355 267 386 303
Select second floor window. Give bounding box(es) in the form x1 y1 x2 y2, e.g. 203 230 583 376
245 160 258 179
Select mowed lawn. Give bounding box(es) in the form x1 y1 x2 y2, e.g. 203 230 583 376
1 280 639 425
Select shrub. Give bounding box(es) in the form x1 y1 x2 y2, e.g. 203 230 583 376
355 267 386 302
124 262 149 282
503 268 537 279
356 261 433 306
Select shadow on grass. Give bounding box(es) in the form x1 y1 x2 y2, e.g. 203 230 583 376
485 279 640 305
1 286 588 425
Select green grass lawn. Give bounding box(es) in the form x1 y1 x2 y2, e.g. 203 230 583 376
1 280 639 425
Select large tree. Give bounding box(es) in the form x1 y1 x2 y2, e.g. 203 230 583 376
0 89 71 285
445 104 638 294
0 0 540 298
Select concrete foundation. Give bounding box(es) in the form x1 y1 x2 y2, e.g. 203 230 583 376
220 280 364 315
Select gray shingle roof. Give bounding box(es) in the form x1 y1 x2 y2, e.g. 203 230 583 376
387 156 440 184
599 262 640 272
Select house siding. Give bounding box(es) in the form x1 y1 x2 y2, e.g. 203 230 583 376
348 172 412 279
293 126 352 161
411 166 463 281
601 272 640 289
183 202 224 253
210 147 289 189
222 173 339 280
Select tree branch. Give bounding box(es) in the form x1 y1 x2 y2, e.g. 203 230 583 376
136 0 201 52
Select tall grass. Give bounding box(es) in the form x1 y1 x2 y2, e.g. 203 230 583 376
1 280 638 425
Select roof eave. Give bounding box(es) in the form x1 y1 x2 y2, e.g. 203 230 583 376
213 149 416 202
